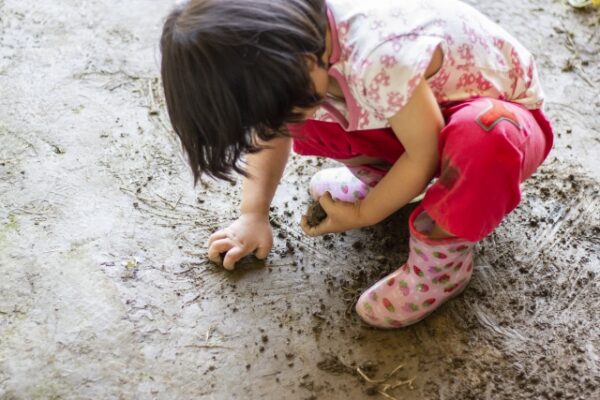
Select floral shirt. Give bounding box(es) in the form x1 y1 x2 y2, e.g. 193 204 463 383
314 0 545 131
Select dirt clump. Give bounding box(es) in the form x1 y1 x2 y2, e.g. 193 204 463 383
306 201 327 227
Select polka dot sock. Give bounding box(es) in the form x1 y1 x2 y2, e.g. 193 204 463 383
309 167 381 202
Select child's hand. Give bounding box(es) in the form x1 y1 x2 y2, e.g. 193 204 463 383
207 213 273 270
300 192 367 236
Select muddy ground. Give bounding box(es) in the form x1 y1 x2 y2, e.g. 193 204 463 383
0 0 599 399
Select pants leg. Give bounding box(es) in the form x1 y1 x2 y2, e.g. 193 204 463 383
422 98 554 242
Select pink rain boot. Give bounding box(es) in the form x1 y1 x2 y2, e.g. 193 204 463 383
309 166 381 203
356 205 475 328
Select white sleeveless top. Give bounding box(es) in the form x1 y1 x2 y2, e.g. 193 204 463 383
314 0 545 131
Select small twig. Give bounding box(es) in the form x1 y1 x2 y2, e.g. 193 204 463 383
389 378 416 390
185 344 231 349
377 390 398 400
356 367 387 384
174 267 194 275
385 364 406 380
155 193 182 210
575 66 597 88
357 363 414 399
377 379 415 399
559 24 597 89
205 325 217 342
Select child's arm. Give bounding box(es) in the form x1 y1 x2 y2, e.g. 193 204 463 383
301 78 443 235
208 136 291 269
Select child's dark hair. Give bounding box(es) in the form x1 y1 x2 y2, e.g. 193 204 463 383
160 0 328 183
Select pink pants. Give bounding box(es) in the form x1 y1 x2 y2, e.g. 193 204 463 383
291 98 554 242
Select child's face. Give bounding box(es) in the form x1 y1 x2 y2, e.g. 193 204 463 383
295 28 332 120
295 53 329 120
303 62 329 119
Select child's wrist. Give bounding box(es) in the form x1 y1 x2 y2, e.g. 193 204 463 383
356 200 380 228
240 201 271 218
240 209 270 219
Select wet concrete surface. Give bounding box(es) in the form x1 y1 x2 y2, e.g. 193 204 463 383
0 1 599 399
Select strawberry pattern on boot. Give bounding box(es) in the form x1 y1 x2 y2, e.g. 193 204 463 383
356 205 475 328
309 167 381 203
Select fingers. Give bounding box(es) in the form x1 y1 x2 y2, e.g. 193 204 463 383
300 215 311 236
207 230 228 247
318 191 336 213
300 215 327 237
222 246 245 270
207 238 236 263
255 242 272 260
300 192 338 237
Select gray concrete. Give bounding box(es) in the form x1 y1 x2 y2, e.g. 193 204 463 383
1 1 599 399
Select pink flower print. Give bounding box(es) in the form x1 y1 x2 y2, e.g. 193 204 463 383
406 33 418 42
429 69 450 98
374 111 386 121
387 91 405 110
432 251 448 259
444 262 454 270
444 33 455 46
401 264 410 274
370 19 385 30
341 184 349 194
337 21 350 39
493 37 505 50
391 37 405 52
495 54 507 68
359 59 373 72
348 73 361 86
373 70 390 87
386 278 396 287
408 74 421 94
341 43 355 62
509 48 524 95
453 262 463 272
358 107 370 129
366 86 381 103
457 44 474 64
475 73 492 91
380 55 397 68
457 72 477 89
463 24 478 44
444 49 457 67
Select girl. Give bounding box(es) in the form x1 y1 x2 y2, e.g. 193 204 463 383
160 0 553 328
